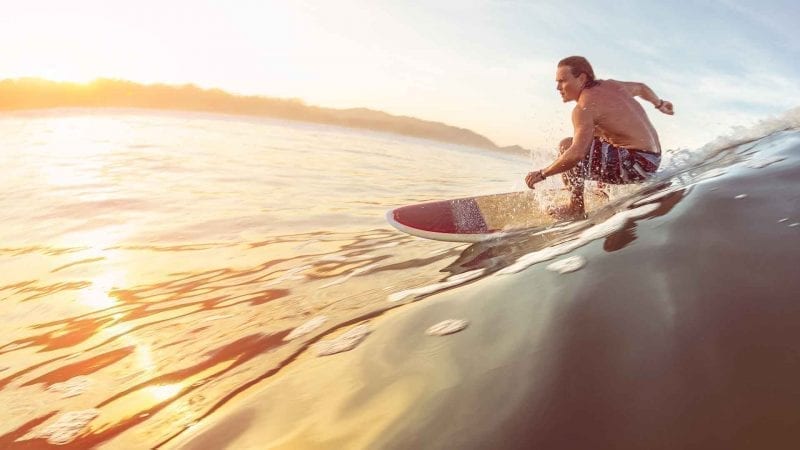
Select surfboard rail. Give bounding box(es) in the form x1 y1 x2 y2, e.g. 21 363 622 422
386 191 558 243
385 209 500 243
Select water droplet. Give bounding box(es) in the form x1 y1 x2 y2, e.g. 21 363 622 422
285 316 328 341
315 323 371 356
735 194 747 199
426 319 469 336
546 256 587 274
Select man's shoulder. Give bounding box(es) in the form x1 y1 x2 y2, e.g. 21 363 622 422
596 79 630 92
584 80 629 101
603 79 642 95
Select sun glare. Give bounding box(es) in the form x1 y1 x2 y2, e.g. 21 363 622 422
78 272 123 310
146 384 183 401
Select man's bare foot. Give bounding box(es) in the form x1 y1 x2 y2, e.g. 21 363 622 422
546 203 586 221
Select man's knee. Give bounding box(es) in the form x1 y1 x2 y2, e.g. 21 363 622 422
559 137 573 154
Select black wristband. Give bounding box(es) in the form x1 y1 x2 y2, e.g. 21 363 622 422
655 99 664 109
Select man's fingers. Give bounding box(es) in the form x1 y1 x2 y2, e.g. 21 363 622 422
525 173 536 189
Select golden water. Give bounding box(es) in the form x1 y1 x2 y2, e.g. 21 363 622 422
0 109 538 447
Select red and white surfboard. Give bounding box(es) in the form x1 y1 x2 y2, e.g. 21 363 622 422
386 191 558 242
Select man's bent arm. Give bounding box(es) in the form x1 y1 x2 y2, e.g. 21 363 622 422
542 107 594 177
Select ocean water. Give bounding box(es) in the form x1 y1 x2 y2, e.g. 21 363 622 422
2 108 799 449
0 109 554 448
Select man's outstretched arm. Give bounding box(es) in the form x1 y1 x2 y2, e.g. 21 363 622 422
617 80 674 115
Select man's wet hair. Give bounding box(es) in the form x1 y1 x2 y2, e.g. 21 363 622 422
558 56 598 88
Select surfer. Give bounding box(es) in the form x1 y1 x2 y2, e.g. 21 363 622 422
525 56 674 219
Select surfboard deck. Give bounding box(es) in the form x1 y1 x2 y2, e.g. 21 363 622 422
386 191 563 243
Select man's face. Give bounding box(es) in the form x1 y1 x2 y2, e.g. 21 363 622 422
555 65 584 102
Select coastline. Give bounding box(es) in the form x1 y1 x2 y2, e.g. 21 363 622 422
0 78 530 157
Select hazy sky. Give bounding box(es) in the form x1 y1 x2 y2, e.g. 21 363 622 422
2 0 798 150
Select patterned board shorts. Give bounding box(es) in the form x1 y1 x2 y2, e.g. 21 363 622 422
570 138 661 185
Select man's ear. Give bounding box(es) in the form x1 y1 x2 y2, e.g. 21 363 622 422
578 73 588 87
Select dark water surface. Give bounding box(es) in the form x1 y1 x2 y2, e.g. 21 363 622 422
174 128 800 450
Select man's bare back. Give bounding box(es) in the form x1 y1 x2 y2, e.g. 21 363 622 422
579 80 663 154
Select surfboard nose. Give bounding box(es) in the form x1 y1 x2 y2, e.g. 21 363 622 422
394 199 488 234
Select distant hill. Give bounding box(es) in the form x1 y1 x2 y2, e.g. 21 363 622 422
0 78 528 156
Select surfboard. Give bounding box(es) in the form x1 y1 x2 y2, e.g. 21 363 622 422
386 191 561 243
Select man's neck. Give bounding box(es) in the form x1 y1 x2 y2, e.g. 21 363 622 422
584 79 601 89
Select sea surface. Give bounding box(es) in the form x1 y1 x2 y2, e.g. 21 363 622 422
1 108 799 449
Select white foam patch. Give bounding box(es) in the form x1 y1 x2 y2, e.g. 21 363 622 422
579 203 660 242
546 256 586 274
284 316 328 341
735 194 748 199
632 187 682 207
499 203 660 275
315 323 371 356
24 408 100 445
387 269 486 302
47 376 91 399
531 219 586 236
426 319 469 336
778 218 789 223
497 241 582 275
790 223 799 228
747 156 786 169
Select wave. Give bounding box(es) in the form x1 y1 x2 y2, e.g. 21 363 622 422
659 105 800 173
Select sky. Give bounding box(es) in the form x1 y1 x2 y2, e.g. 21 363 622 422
1 0 799 151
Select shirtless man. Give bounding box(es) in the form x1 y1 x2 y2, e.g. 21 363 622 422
525 56 674 219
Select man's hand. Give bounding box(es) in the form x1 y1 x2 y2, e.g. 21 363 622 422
656 100 674 115
525 170 546 189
